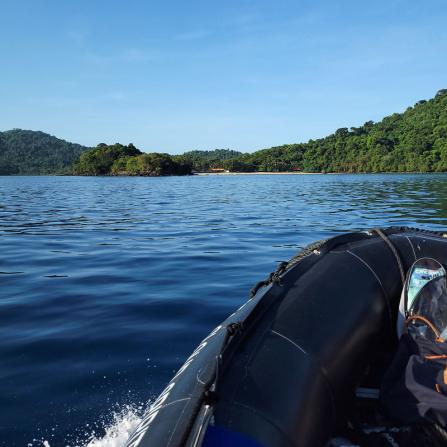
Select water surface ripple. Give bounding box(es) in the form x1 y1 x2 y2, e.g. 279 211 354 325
1 174 447 446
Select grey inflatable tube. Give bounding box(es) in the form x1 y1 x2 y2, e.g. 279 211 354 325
125 227 447 447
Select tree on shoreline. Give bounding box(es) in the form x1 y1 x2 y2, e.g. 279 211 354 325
74 143 141 175
173 149 243 172
74 143 191 176
1 89 447 175
221 89 447 173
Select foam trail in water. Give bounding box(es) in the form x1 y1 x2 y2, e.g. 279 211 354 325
85 406 142 447
40 404 146 447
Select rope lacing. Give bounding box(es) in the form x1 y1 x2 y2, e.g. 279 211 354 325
249 261 288 299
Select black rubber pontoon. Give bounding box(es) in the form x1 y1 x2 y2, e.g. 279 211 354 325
125 227 447 447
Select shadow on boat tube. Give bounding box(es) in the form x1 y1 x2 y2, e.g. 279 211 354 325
125 227 447 447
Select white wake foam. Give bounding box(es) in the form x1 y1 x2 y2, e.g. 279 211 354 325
84 405 142 447
39 404 147 447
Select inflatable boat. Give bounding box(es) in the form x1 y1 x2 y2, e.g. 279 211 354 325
125 227 447 447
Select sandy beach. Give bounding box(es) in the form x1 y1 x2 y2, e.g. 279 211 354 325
195 171 325 175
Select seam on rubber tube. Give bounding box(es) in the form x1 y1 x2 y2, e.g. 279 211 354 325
270 329 337 426
271 330 308 354
346 249 393 329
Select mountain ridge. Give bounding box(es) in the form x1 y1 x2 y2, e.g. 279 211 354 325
2 88 447 174
223 88 447 172
0 129 89 175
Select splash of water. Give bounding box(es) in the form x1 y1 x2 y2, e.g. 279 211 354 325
40 404 147 447
85 406 142 447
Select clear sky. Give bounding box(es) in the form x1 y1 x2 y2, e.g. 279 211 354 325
1 0 446 154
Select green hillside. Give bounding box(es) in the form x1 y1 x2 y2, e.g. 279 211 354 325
0 129 89 175
224 89 447 172
173 149 243 171
2 89 447 175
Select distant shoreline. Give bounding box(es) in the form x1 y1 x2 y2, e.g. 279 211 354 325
1 171 444 178
194 171 442 176
195 171 325 175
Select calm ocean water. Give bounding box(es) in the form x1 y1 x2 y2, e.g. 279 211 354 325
1 174 447 446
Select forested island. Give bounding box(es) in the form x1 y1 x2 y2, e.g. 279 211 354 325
74 143 191 176
1 88 446 175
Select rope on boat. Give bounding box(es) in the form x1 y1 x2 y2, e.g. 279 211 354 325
248 226 447 301
286 238 328 270
249 261 288 298
391 226 447 238
203 227 447 442
373 228 406 286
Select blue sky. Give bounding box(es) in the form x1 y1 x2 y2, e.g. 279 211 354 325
1 0 446 154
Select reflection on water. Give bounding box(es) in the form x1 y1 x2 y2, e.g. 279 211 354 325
0 173 447 446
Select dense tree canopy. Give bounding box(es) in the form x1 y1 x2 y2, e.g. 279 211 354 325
222 89 447 173
0 129 88 175
173 149 242 172
74 143 191 176
2 89 447 175
74 143 141 175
